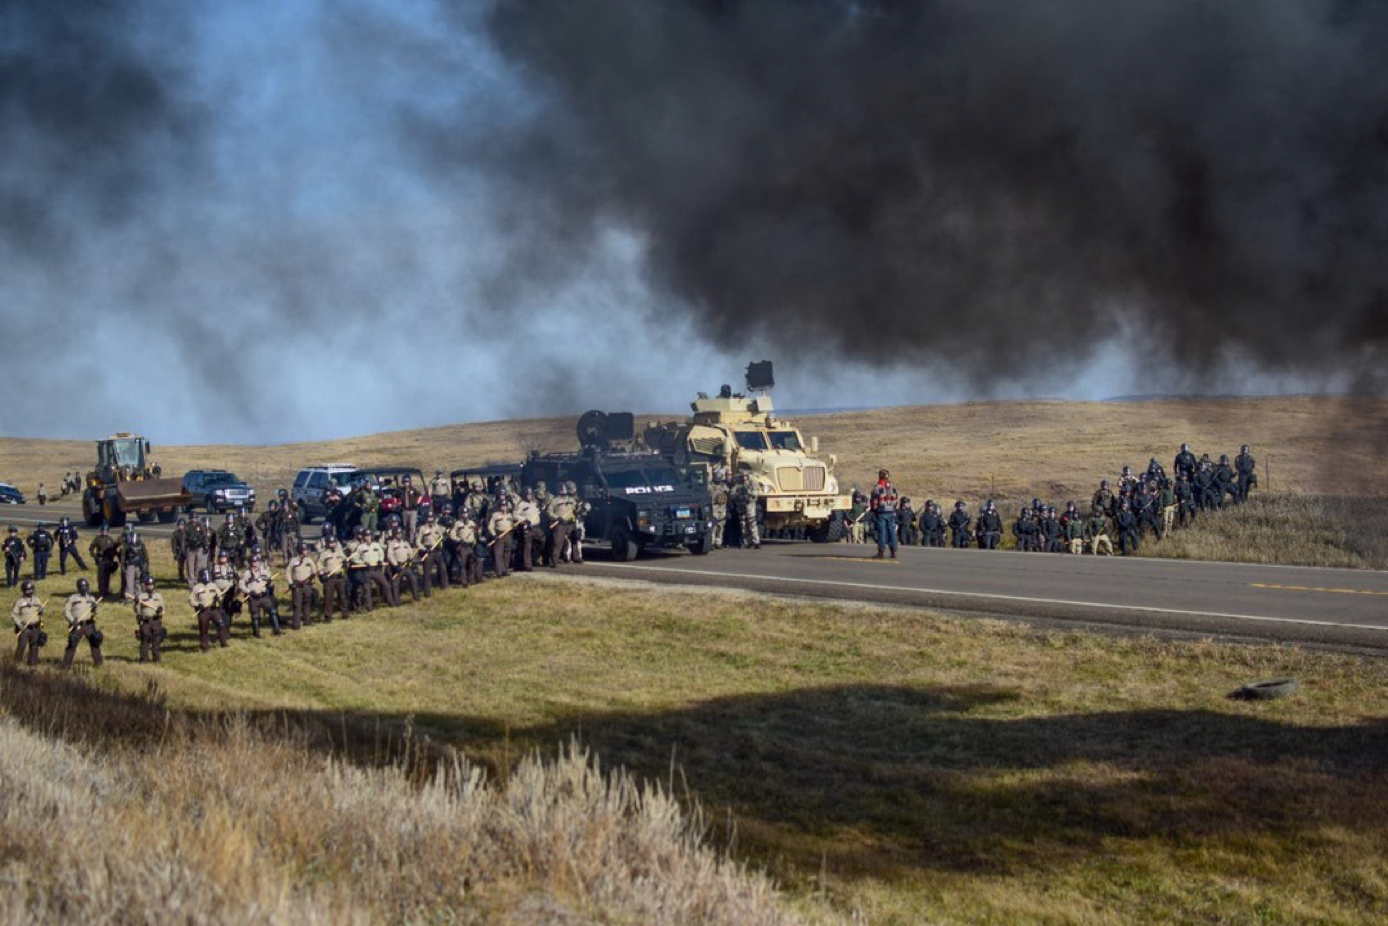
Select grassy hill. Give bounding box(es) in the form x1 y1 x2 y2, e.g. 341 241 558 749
3 395 1384 500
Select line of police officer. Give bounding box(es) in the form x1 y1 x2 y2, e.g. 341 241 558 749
10 477 593 667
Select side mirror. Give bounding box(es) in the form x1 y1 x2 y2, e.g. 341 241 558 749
828 454 837 472
144 441 152 454
810 435 820 453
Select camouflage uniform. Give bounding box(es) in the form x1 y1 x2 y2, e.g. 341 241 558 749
733 477 760 549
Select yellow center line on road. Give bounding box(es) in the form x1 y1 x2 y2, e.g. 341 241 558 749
1251 582 1388 597
806 556 901 564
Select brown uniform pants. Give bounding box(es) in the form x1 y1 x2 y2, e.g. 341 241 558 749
63 622 103 667
390 566 421 603
421 550 447 592
548 524 572 567
14 626 43 666
513 528 536 571
492 537 511 576
138 618 164 663
361 568 396 610
290 584 315 628
197 607 229 650
450 547 481 587
247 593 279 636
321 576 348 622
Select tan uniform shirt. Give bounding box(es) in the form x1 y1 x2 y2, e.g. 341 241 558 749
487 510 515 538
318 547 347 579
386 538 414 568
211 564 237 595
515 500 541 528
416 523 444 552
63 593 98 628
11 596 43 631
287 555 318 585
545 496 577 525
355 541 385 567
448 520 478 545
189 583 221 610
238 566 271 597
430 476 452 496
134 592 165 621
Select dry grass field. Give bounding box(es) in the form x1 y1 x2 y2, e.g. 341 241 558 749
2 545 1385 925
3 396 1386 923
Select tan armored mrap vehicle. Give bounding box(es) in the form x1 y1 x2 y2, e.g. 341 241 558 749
81 433 191 527
644 361 850 542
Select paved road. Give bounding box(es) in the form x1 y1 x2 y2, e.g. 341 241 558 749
8 499 1386 649
575 542 1388 651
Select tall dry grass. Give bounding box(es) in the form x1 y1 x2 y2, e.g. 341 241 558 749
0 667 807 926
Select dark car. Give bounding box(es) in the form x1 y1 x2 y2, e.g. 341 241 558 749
0 482 25 505
520 449 714 560
182 470 256 513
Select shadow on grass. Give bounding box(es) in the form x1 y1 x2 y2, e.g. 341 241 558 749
3 665 1384 880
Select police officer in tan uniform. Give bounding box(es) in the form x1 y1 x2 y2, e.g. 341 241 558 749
385 528 422 603
447 511 482 586
189 568 228 650
62 578 103 667
133 575 166 663
351 530 395 610
513 488 541 571
487 498 517 577
11 581 46 666
414 513 448 593
317 536 349 622
286 542 319 628
545 485 578 567
238 554 280 637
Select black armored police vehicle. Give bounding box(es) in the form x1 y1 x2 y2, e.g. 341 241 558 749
522 411 715 560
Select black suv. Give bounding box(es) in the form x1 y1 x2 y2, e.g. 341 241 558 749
182 470 256 513
521 449 714 560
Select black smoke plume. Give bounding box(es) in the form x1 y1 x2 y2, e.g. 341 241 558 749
480 0 1388 391
0 0 199 255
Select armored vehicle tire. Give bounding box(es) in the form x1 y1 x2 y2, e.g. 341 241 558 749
299 505 313 525
157 509 177 524
103 497 126 528
688 529 714 555
810 517 847 543
610 527 639 562
82 494 103 528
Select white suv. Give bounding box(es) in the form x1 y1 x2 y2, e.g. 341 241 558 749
291 465 358 523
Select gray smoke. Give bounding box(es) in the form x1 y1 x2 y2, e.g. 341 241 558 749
5 1 1384 445
476 0 1388 391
